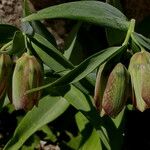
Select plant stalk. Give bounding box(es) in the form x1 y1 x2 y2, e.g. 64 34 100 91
122 19 135 46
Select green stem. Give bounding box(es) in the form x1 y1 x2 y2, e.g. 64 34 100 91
122 19 135 46
23 33 32 55
0 41 13 51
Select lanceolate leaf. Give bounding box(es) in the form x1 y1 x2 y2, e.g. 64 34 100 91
63 22 81 60
7 31 25 55
132 32 150 50
30 33 74 72
23 1 129 31
31 21 57 46
4 96 69 150
27 46 126 93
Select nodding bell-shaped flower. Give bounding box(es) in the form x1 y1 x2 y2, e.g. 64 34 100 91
94 63 129 118
0 54 12 99
12 53 43 111
129 50 150 112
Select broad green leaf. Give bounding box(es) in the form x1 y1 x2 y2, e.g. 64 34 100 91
132 32 150 50
0 24 19 45
23 1 129 31
30 33 74 72
63 85 110 149
4 96 69 150
45 84 109 148
27 46 126 93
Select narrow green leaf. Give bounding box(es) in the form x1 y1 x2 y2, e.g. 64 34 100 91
31 21 57 46
132 32 150 50
23 1 129 31
27 46 126 93
4 96 69 150
23 0 31 16
8 31 25 55
131 35 141 53
63 22 81 60
64 85 91 112
30 33 74 72
32 33 59 54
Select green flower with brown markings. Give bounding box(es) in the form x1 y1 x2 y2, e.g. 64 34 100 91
94 63 129 118
12 53 43 111
129 50 150 112
102 63 129 117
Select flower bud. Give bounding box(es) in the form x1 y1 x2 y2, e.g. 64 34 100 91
94 63 112 111
12 53 43 110
101 63 129 118
0 54 12 99
129 50 150 111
